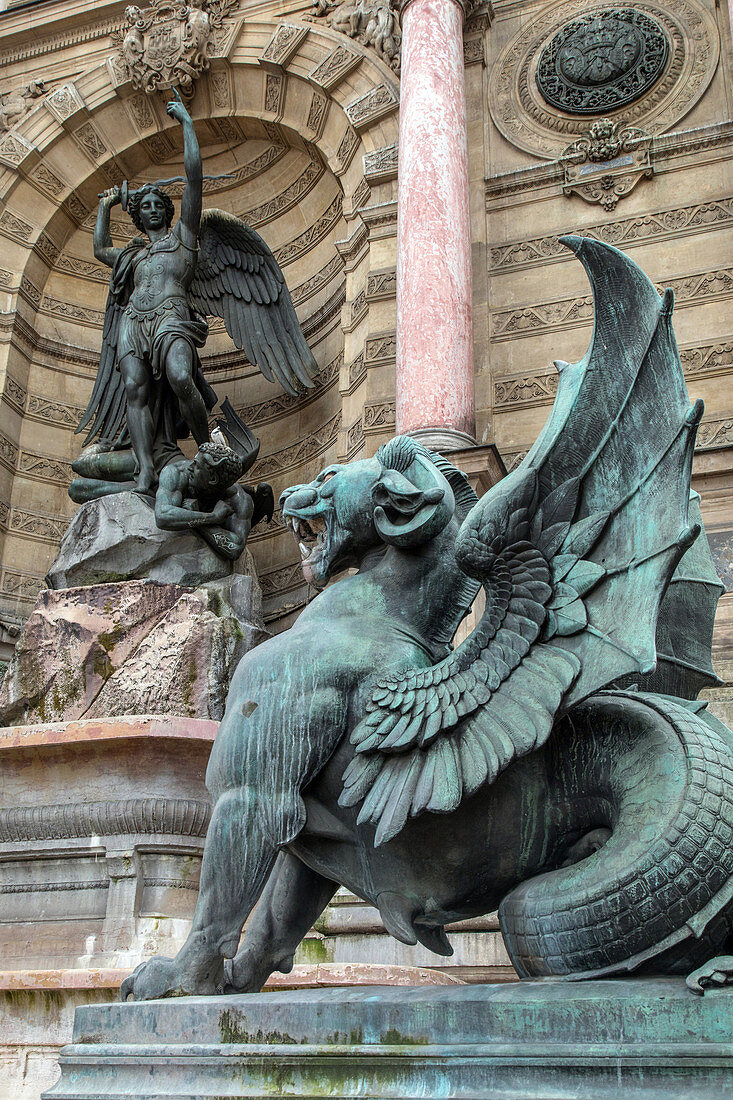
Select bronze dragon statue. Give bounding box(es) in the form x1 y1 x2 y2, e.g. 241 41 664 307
121 237 733 1001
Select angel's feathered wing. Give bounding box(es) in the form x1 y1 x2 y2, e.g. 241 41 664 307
340 236 705 846
189 209 318 396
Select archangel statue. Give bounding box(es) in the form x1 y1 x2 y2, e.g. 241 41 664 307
72 90 315 555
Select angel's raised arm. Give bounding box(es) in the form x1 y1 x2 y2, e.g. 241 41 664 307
166 89 202 242
94 187 124 268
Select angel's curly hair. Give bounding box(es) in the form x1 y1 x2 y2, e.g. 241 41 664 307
196 442 244 489
127 184 175 233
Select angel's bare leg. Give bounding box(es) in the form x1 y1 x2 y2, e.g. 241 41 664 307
119 353 156 493
165 338 209 446
121 784 284 1000
225 851 338 992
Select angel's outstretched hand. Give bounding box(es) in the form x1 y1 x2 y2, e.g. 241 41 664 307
166 87 190 125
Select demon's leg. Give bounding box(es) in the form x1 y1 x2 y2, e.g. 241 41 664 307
225 851 338 992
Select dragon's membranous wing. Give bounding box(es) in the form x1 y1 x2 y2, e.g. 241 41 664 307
189 209 318 397
341 236 702 846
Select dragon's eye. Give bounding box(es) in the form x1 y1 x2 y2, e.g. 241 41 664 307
322 472 335 483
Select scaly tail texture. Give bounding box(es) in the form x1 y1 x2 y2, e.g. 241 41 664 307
500 692 733 978
341 237 703 847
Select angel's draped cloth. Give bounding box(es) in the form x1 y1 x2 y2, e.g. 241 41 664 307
108 226 217 470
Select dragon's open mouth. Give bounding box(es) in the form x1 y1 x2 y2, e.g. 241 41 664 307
288 513 330 585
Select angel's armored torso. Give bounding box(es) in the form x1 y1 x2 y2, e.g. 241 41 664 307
128 221 197 312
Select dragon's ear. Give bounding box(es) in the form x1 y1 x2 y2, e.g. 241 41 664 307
372 455 455 548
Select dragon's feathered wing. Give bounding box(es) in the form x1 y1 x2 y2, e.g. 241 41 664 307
189 209 318 397
340 236 703 846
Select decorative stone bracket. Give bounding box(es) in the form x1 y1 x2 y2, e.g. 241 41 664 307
561 119 653 211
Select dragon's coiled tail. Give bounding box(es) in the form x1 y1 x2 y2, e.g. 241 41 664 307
500 692 733 979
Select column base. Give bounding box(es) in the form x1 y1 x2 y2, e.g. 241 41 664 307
407 426 477 453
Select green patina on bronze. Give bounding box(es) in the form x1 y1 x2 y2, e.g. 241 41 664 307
119 238 733 1003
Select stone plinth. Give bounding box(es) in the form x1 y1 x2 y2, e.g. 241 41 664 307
44 979 733 1098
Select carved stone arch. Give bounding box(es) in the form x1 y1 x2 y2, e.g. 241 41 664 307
0 26 399 625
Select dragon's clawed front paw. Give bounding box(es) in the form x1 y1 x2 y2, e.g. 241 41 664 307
686 956 733 995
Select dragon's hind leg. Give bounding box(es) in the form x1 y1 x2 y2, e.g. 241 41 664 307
498 692 733 981
225 851 338 993
121 785 284 1000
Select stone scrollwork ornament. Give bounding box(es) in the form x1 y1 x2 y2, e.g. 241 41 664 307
561 117 653 210
112 0 239 98
537 9 670 114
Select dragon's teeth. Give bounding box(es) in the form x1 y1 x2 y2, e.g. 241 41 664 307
299 541 309 558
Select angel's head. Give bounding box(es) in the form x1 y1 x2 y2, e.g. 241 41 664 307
189 442 244 496
127 184 175 235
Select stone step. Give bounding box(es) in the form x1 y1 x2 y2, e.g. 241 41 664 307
44 979 733 1099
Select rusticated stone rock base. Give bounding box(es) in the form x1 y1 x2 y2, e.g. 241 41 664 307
0 573 264 725
43 979 733 1098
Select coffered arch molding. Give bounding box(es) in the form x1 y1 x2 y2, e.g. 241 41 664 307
0 23 399 322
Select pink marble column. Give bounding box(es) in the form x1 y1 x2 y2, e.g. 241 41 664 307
395 0 475 451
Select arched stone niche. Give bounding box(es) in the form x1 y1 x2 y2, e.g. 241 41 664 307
0 16 400 629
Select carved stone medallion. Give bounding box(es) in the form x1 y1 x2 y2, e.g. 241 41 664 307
488 0 720 160
537 10 669 115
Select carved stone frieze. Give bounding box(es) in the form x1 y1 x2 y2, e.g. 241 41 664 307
494 372 559 409
274 195 343 267
346 351 366 391
27 394 84 428
72 121 108 162
111 0 239 98
336 126 360 173
9 508 68 543
346 416 365 456
236 353 342 427
492 346 733 413
351 177 371 212
490 198 733 272
309 44 362 91
259 561 307 598
306 90 329 137
492 266 733 341
264 72 284 117
0 431 19 472
260 23 310 70
0 798 211 843
0 569 41 603
45 83 85 123
363 142 397 183
349 287 367 325
488 0 720 159
0 209 33 242
251 414 342 482
3 375 26 413
344 83 398 130
463 36 485 66
33 163 65 197
363 400 395 430
0 131 34 168
366 268 396 300
697 414 733 451
307 0 401 74
365 331 396 363
17 450 74 485
209 66 232 109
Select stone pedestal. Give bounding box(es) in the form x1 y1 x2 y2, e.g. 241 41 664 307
44 979 733 1098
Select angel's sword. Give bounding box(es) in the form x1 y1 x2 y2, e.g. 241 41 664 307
98 174 236 210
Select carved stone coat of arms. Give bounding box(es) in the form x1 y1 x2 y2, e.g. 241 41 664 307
113 1 238 97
